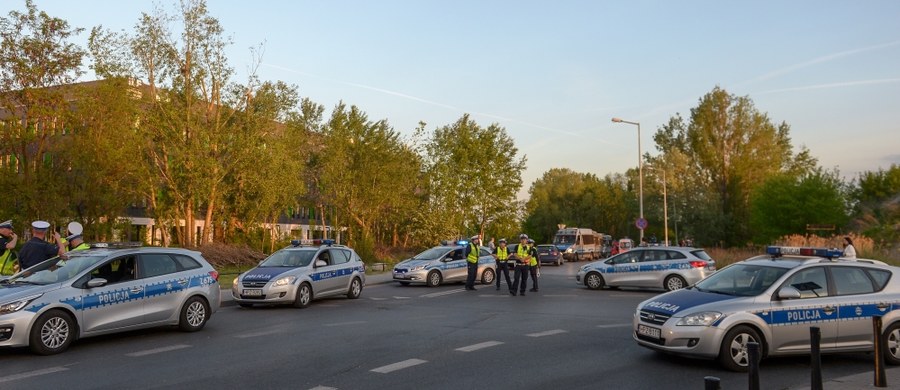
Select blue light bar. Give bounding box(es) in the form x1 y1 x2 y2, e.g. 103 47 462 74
321 239 335 246
457 240 469 246
290 240 301 247
766 246 844 259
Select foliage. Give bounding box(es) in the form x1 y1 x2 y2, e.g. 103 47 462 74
849 164 900 244
749 169 848 243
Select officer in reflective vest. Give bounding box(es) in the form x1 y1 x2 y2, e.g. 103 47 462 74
0 220 19 275
464 235 481 291
492 238 512 291
510 234 534 296
64 222 90 252
527 238 540 292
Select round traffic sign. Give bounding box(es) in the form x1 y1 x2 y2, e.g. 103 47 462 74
635 218 648 230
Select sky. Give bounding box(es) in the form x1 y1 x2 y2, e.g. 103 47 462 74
22 1 900 199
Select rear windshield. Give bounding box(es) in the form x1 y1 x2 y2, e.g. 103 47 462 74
691 250 712 261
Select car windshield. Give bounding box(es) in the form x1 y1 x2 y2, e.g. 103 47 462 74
3 255 107 286
693 263 790 296
554 235 575 244
259 250 315 267
411 247 451 260
691 250 713 260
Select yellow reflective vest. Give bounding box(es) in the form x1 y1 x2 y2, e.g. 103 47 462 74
467 243 479 263
496 246 508 261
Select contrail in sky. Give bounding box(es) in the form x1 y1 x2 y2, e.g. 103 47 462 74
749 40 900 83
758 78 900 94
262 62 578 136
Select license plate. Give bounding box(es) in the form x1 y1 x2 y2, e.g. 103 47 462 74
242 289 263 297
638 324 661 339
394 274 407 279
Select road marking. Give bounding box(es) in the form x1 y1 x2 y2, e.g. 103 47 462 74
0 367 68 383
235 328 283 338
324 320 368 327
369 297 388 301
371 358 428 374
455 341 504 352
422 289 465 298
527 329 568 337
597 323 632 329
309 386 337 390
478 294 510 298
542 294 577 297
126 344 191 357
393 296 411 300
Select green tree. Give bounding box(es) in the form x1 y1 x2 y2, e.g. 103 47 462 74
749 170 848 243
850 164 900 243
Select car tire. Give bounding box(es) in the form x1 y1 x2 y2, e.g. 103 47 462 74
719 325 763 372
426 271 442 287
178 296 210 332
238 303 253 308
883 321 900 365
664 275 688 291
347 277 363 299
585 272 605 290
29 310 75 355
293 282 312 308
481 268 495 285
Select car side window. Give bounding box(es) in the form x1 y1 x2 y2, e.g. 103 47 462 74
174 254 202 270
643 250 668 262
140 253 179 278
667 250 687 260
317 250 332 265
866 269 891 291
90 256 136 284
614 252 640 264
331 249 350 265
832 267 875 296
480 248 492 257
783 267 829 299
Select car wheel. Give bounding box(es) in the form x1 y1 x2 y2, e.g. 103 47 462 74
883 321 900 365
347 277 363 299
585 272 605 290
29 310 75 355
426 271 442 287
238 303 253 308
481 268 495 285
664 275 688 291
719 325 762 372
399 281 410 286
293 282 312 308
179 296 210 332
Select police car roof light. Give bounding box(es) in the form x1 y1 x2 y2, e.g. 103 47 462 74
90 242 109 248
766 246 844 259
321 239 335 246
457 240 469 246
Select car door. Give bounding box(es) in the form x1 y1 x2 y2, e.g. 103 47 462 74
80 255 145 333
328 248 354 292
635 249 667 287
832 266 886 349
609 250 643 286
769 266 838 352
141 252 194 324
310 249 339 296
444 248 467 282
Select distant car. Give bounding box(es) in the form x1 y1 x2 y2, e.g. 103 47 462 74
0 245 220 355
576 247 716 291
634 246 900 371
393 242 495 287
536 244 563 266
232 240 366 308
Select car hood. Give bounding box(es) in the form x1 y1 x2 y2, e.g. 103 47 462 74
396 259 436 268
241 267 295 282
638 288 739 316
0 283 51 303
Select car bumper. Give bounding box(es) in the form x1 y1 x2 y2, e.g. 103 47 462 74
631 315 724 359
232 283 299 305
0 310 39 348
392 269 429 284
575 270 585 284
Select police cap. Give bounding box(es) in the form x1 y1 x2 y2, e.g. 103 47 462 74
32 220 50 230
0 220 11 229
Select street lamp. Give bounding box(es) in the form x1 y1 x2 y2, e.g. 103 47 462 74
646 166 669 246
612 117 643 243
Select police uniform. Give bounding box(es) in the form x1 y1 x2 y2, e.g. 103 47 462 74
0 220 16 275
17 221 61 270
510 235 533 296
464 236 480 290
493 240 512 290
65 222 89 252
527 239 540 292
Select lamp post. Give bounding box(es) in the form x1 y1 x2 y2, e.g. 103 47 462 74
645 165 669 246
612 117 643 243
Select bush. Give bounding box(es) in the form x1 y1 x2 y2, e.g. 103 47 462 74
189 242 266 270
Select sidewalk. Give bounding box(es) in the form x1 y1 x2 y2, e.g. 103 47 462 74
219 270 395 307
787 366 900 389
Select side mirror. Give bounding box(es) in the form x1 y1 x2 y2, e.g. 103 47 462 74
87 278 108 288
315 260 327 268
777 286 801 300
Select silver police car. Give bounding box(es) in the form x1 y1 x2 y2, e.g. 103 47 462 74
633 246 900 371
393 242 496 287
232 240 366 308
576 246 716 291
0 245 220 355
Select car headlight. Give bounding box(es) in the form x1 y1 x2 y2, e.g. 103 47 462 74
676 311 723 326
232 276 240 288
410 265 426 271
272 276 297 287
0 294 43 315
581 265 591 272
565 248 574 253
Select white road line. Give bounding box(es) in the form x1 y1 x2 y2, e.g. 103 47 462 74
596 323 633 329
324 320 368 327
0 367 68 383
392 296 411 300
309 386 337 390
235 329 283 338
542 294 577 297
455 341 504 352
527 329 568 337
126 344 191 357
422 289 466 298
371 359 427 374
369 297 388 301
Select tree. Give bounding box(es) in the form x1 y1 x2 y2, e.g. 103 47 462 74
749 170 848 243
850 164 900 243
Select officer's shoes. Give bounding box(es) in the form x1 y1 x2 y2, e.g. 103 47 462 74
509 291 516 296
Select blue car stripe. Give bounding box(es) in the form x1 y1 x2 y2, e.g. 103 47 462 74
753 301 900 326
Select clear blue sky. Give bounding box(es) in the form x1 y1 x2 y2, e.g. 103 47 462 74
27 1 900 198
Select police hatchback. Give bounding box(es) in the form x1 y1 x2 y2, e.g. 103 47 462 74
0 245 220 355
393 241 496 287
633 247 900 371
576 247 715 291
232 240 366 308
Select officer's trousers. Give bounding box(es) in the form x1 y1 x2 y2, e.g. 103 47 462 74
511 264 530 294
495 261 512 289
465 261 478 289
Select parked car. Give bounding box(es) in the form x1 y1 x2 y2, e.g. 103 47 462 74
393 242 495 287
536 244 564 266
576 246 716 291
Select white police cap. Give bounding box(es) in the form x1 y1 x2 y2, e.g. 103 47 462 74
32 220 50 230
470 235 480 240
66 221 84 241
0 220 11 229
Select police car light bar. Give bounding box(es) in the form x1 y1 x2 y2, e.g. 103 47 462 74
457 240 469 246
766 246 843 259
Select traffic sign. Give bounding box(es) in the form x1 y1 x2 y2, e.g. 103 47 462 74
635 218 648 230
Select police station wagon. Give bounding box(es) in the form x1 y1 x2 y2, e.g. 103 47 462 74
633 246 900 371
576 247 716 291
0 245 220 355
393 241 496 287
232 240 366 308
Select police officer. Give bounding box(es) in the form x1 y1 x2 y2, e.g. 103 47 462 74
64 222 90 252
0 220 19 275
464 235 481 291
510 234 534 296
527 238 540 292
17 221 65 270
492 238 512 291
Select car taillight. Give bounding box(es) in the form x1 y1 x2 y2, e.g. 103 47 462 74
209 270 220 281
690 261 707 268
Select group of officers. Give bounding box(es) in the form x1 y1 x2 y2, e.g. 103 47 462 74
0 220 90 275
463 233 539 296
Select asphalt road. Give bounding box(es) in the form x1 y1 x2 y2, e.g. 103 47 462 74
0 262 888 389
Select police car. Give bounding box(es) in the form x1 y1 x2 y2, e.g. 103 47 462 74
231 240 366 308
633 246 900 371
0 244 220 355
392 240 496 287
576 247 716 291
